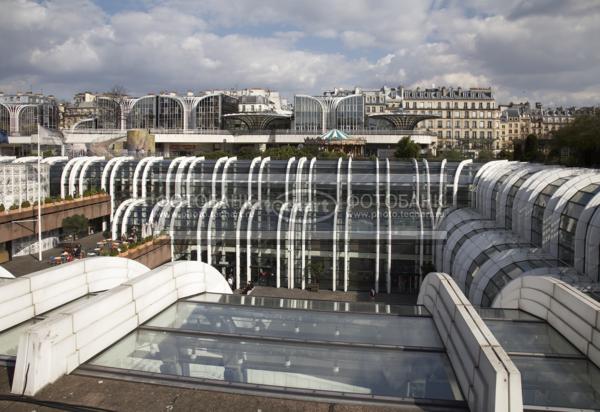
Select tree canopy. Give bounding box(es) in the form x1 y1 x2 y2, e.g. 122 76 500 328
395 137 421 159
550 113 600 167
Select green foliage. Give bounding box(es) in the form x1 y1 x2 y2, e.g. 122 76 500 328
309 259 324 283
202 150 231 160
64 194 74 201
9 204 19 210
44 197 54 204
436 149 464 162
477 150 495 163
395 137 420 159
523 134 540 161
62 214 89 238
513 134 543 162
496 149 512 160
109 248 119 256
21 200 31 208
82 187 99 197
102 230 111 239
237 146 261 160
550 113 600 167
0 204 4 212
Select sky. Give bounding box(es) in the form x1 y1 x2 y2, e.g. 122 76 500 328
0 0 599 106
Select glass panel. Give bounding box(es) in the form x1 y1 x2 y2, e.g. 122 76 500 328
0 319 38 357
146 302 443 349
514 356 600 410
188 293 430 317
89 329 463 402
485 320 581 356
475 308 541 321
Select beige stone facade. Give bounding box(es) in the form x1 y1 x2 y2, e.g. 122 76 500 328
401 87 500 152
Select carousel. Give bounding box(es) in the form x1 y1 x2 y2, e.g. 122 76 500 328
304 129 366 157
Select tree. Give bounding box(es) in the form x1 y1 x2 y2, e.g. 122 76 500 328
395 137 420 159
437 149 464 161
523 134 540 161
62 215 89 239
237 146 261 160
551 113 600 167
309 259 324 284
477 150 495 163
496 149 512 160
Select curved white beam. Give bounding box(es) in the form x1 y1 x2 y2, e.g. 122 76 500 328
207 200 226 266
452 159 473 207
247 156 261 202
284 157 296 203
109 156 134 219
185 156 205 202
131 157 153 198
174 157 196 199
141 156 164 199
220 156 237 202
164 156 187 200
287 203 301 289
246 201 262 285
235 201 252 289
60 157 83 198
295 157 307 203
100 157 121 192
120 198 146 239
111 198 138 240
301 203 312 290
78 156 105 197
211 157 228 201
276 202 290 288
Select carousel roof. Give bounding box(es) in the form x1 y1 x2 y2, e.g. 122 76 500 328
320 129 349 140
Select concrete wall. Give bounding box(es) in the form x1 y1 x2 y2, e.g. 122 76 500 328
0 194 110 245
418 272 522 412
11 260 231 396
0 257 149 333
120 236 171 269
494 275 600 369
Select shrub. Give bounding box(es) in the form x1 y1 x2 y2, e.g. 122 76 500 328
62 214 89 239
102 230 111 239
0 204 4 212
21 200 31 208
44 197 53 204
64 195 73 201
110 248 119 256
9 204 19 210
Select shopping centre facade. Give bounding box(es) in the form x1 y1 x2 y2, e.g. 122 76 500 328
2 156 600 305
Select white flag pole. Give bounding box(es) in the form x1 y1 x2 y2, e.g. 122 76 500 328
37 125 43 261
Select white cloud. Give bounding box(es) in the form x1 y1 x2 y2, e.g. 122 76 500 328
0 0 598 105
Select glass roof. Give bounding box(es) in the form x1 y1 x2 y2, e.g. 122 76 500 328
146 301 443 349
84 293 465 405
483 311 600 410
188 292 429 316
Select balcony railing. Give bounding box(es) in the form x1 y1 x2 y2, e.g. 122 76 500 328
63 128 436 136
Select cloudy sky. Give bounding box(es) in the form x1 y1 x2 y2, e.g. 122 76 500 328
1 0 599 106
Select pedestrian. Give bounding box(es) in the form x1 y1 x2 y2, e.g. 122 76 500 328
227 275 234 289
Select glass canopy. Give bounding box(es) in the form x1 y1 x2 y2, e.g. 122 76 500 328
84 293 466 406
482 311 600 410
